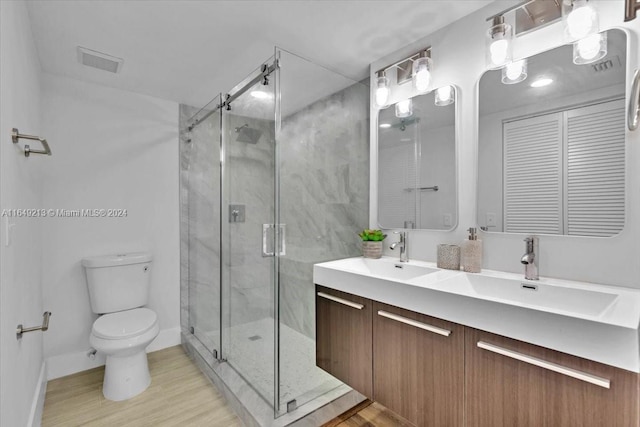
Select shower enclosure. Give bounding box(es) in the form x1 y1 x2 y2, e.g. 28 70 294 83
179 48 369 423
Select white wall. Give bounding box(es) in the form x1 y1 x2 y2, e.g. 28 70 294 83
0 1 46 426
40 74 180 379
371 0 640 288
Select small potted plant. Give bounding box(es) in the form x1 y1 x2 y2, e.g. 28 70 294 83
358 229 387 259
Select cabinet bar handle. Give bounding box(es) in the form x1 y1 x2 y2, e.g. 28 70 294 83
317 292 364 310
477 341 610 389
377 310 451 337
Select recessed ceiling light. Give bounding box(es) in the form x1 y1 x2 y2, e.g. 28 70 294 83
250 91 273 99
379 123 392 128
530 78 553 88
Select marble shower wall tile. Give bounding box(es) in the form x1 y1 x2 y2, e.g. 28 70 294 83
279 82 370 339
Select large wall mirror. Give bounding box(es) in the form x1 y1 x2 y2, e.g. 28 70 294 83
478 29 626 237
378 87 457 230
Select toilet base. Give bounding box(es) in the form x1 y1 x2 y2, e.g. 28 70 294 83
103 351 151 401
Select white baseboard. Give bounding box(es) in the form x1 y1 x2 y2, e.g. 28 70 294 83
146 327 181 353
46 327 181 380
27 362 47 427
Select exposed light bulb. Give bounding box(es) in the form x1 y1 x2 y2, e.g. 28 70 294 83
578 33 601 58
375 74 390 108
414 69 431 92
502 59 528 84
577 35 600 59
412 55 432 93
567 1 597 40
486 16 512 68
506 61 524 80
490 39 509 66
573 31 607 65
395 99 413 118
435 86 454 106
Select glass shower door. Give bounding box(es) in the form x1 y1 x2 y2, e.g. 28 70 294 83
220 61 278 409
275 48 370 416
184 96 222 358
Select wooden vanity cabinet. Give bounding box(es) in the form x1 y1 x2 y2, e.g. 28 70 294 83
465 328 639 427
316 285 640 427
372 302 464 427
316 285 373 397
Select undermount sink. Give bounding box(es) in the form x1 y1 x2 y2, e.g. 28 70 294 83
453 274 619 317
315 257 438 281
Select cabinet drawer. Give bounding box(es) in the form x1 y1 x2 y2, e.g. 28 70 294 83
316 285 373 397
373 302 464 427
465 328 639 427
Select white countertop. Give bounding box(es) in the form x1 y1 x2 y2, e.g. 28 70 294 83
314 256 640 372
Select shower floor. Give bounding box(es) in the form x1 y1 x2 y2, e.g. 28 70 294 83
201 318 342 413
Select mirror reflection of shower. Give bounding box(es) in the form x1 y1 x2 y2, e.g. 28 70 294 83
234 123 262 144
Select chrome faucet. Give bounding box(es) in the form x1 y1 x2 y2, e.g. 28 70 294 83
390 231 409 262
521 236 539 280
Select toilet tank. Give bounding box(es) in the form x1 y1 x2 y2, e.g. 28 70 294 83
82 252 152 314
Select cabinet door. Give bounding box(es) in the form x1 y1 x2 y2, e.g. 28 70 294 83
373 302 464 427
466 328 639 427
316 285 373 397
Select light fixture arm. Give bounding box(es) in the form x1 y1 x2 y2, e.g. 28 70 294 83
489 15 509 39
375 47 432 86
625 0 640 21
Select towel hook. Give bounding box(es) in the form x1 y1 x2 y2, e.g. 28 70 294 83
11 128 52 157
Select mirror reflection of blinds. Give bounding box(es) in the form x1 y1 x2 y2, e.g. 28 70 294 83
503 99 625 236
566 101 625 237
503 114 563 234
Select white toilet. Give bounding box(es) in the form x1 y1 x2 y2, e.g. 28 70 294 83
82 252 159 401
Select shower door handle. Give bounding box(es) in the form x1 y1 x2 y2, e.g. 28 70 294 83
262 224 286 257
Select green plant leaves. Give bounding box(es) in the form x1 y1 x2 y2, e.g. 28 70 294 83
358 229 387 241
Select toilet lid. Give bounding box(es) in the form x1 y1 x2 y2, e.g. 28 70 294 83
92 308 157 340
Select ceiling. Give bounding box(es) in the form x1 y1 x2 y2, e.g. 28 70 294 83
26 0 494 108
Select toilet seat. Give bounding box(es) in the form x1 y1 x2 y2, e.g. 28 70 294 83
92 308 157 340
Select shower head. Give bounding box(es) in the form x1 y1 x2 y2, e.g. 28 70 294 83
235 124 262 144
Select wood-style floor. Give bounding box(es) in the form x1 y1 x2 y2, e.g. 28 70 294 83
325 400 414 427
42 346 242 427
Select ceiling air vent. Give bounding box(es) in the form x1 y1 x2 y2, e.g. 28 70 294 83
591 55 621 73
77 47 123 73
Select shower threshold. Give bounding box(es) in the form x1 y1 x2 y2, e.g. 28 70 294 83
183 323 366 426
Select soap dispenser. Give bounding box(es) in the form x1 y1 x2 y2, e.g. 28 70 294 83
461 227 482 273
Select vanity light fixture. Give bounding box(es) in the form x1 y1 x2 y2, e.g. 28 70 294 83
530 77 553 88
486 15 513 69
412 50 432 93
563 0 599 41
434 86 455 106
573 31 607 64
502 59 528 84
625 0 640 21
375 70 391 108
374 47 432 109
395 99 413 118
